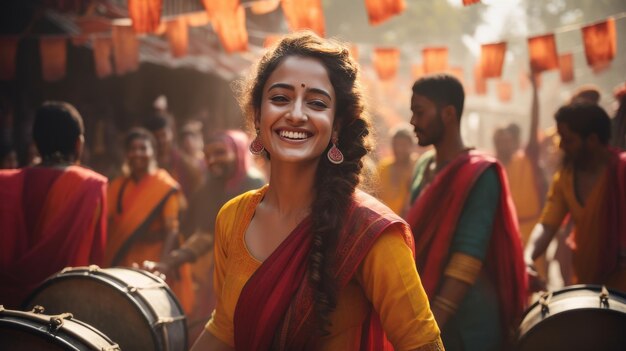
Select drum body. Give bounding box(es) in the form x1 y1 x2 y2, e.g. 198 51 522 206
24 266 187 351
517 285 626 351
0 306 120 351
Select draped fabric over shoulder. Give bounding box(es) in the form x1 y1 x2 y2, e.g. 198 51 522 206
0 166 107 308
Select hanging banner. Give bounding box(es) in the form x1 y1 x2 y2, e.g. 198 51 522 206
281 0 325 37
0 37 19 81
212 5 248 53
166 18 189 57
128 0 162 34
528 33 559 73
40 37 67 81
559 53 574 83
373 48 399 80
112 25 139 75
93 37 113 78
479 42 506 78
582 18 616 68
364 0 406 26
423 47 448 74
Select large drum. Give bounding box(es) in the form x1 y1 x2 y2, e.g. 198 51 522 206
0 306 120 350
23 266 187 351
517 285 626 351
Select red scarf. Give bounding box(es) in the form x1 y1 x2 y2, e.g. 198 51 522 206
233 190 412 351
600 148 626 282
406 151 527 338
0 166 107 308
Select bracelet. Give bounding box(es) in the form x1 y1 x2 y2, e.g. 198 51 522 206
433 296 458 314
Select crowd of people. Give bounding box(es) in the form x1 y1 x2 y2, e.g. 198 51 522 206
1 31 625 351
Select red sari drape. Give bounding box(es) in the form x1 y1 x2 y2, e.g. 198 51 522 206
0 166 107 309
233 190 412 350
406 151 527 339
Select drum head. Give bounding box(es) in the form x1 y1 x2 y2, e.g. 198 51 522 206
518 285 626 351
24 267 185 351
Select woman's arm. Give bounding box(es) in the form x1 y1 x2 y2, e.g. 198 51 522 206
190 330 234 351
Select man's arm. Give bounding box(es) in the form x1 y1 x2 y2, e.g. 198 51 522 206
524 223 558 291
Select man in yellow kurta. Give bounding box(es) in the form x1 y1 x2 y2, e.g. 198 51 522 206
376 126 418 217
525 103 626 292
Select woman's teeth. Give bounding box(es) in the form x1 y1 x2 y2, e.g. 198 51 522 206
279 130 309 140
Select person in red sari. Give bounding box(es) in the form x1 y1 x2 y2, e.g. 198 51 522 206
0 101 107 309
406 75 527 351
191 32 443 351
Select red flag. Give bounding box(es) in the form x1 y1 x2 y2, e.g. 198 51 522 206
528 34 559 73
93 37 113 78
0 37 19 81
582 18 616 68
281 0 325 37
40 37 67 81
497 81 512 102
251 0 280 15
364 0 406 26
166 18 188 57
423 47 448 74
480 42 506 78
559 53 574 83
111 25 139 75
463 0 480 5
373 48 399 81
128 0 162 34
213 5 248 53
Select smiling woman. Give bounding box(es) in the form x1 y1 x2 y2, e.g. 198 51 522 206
191 31 443 351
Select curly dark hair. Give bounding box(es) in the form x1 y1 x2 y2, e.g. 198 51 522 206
238 31 372 334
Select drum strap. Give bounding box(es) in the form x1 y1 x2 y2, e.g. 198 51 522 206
111 188 178 266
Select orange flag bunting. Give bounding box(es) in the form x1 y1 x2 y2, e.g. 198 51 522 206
112 25 139 75
93 37 113 78
364 0 406 26
463 0 480 5
212 5 248 53
166 18 189 57
40 37 67 82
281 0 325 37
251 0 281 15
581 18 616 68
373 48 400 81
479 42 506 78
349 44 359 62
497 81 512 102
474 63 486 95
0 37 19 81
528 34 559 73
423 47 448 74
559 53 574 83
128 0 162 34
185 12 210 27
411 63 424 81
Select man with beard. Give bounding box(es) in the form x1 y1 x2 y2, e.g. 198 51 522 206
406 74 527 351
525 103 626 292
145 130 266 336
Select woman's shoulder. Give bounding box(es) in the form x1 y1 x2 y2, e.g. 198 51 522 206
218 185 267 220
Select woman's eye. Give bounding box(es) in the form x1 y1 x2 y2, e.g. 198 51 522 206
309 100 328 109
270 95 289 103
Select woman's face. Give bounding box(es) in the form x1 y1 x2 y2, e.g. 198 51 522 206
257 55 336 165
126 138 154 174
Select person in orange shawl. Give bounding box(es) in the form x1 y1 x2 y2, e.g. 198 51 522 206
376 125 418 216
104 128 194 313
0 101 107 309
525 103 626 293
407 74 527 351
493 75 545 245
191 32 442 351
